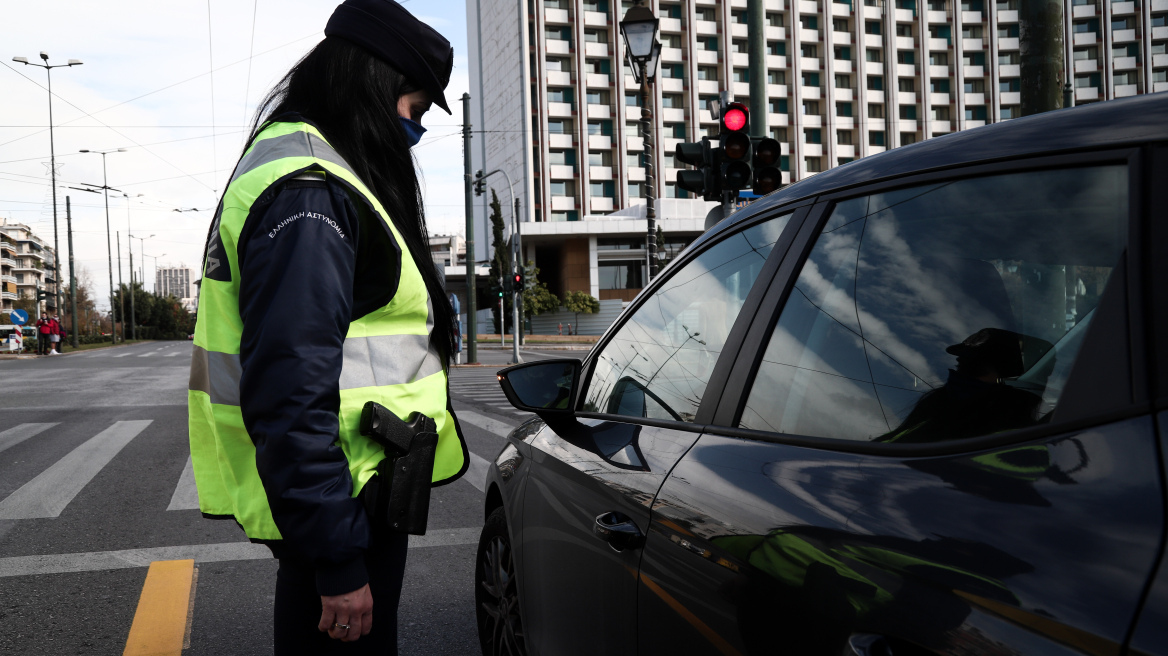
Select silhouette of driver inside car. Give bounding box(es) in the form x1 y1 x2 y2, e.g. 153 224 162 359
879 328 1050 444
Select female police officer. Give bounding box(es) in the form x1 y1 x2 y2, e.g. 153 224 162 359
187 1 467 652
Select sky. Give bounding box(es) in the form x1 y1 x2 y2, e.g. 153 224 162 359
1 0 472 311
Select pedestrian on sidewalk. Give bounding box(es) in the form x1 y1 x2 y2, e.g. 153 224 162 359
49 314 61 354
567 323 573 336
187 2 468 653
35 313 52 355
558 322 562 335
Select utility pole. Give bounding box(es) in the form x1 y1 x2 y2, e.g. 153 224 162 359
1019 0 1065 114
461 92 477 364
511 197 521 364
66 197 77 348
514 196 523 349
116 232 124 341
747 0 767 139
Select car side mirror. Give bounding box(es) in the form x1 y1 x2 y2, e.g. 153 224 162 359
497 359 581 418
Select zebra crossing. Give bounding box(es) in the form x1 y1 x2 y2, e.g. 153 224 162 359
81 343 189 358
448 365 526 417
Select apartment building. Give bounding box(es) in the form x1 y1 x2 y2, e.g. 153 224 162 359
466 0 1166 318
0 219 57 315
155 266 192 300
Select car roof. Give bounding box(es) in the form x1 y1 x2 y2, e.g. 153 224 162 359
706 92 1168 241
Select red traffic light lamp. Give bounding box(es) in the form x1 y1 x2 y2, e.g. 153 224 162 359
720 102 752 191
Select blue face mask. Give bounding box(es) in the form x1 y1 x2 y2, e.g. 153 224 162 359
399 117 427 148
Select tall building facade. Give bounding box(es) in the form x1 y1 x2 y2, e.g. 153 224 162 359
466 0 1166 324
0 219 56 315
155 266 192 300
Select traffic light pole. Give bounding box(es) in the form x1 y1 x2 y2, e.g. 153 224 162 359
461 93 477 364
747 0 768 140
512 196 522 363
639 60 659 282
66 197 78 348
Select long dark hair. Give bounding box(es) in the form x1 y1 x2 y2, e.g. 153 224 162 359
243 36 455 362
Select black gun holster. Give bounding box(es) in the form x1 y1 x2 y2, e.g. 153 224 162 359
358 402 438 535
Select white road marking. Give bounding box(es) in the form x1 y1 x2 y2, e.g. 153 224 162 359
0 528 482 577
111 352 133 358
0 423 58 456
456 410 516 439
137 352 155 358
166 456 199 511
0 420 153 519
466 452 490 493
164 352 183 357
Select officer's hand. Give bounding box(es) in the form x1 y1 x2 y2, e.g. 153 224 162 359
318 583 373 641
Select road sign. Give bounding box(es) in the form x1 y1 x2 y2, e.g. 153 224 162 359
10 309 28 325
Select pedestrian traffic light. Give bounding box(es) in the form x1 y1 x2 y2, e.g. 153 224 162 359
473 170 486 197
719 102 752 191
675 138 721 202
751 136 784 196
513 272 524 290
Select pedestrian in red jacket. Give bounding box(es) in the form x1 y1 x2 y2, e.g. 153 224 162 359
35 314 52 355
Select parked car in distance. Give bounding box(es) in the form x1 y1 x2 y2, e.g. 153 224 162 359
475 93 1168 656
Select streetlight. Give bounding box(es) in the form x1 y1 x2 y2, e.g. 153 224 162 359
143 253 166 295
13 52 83 316
620 2 662 281
130 233 155 289
123 194 144 340
78 148 127 341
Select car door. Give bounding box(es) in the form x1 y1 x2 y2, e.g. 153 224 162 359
517 209 800 656
638 155 1165 655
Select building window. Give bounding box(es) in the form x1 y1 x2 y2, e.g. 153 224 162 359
800 15 819 30
868 76 884 91
895 23 912 37
899 105 918 120
929 53 950 67
1111 17 1134 31
697 66 718 81
834 74 852 88
839 157 855 164
931 105 951 120
671 124 687 138
588 151 612 166
627 183 641 199
1151 42 1166 55
547 119 571 134
965 105 987 120
961 25 984 39
586 90 611 105
768 12 785 26
661 94 683 108
835 46 853 61
964 79 986 93
548 149 576 166
999 78 1021 92
898 78 915 92
1152 69 1167 83
1113 71 1138 85
928 0 946 9
836 101 854 117
627 152 645 168
1075 73 1103 88
865 20 882 35
866 48 882 62
587 120 613 135
999 51 1020 65
961 0 984 10
704 37 720 51
802 72 822 87
805 157 823 173
769 41 787 56
550 181 575 196
660 64 685 79
733 68 750 82
930 78 951 93
550 211 580 222
584 29 608 43
998 24 1020 38
833 18 849 32
598 261 645 290
589 181 615 198
547 88 573 104
805 128 823 144
1073 19 1100 33
868 103 885 118
837 129 854 144
802 100 820 115
771 98 790 113
625 92 640 106
897 50 915 65
546 57 569 71
769 70 787 85
1000 105 1020 119
772 127 789 141
900 132 917 145
801 44 819 58
733 39 750 53
869 130 886 146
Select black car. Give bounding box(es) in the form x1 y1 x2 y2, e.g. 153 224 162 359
475 93 1168 656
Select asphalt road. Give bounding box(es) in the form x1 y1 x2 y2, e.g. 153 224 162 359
0 340 577 655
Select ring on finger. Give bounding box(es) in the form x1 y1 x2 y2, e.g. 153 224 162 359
333 622 351 631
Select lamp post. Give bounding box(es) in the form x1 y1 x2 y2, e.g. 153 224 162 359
78 148 126 341
620 2 662 282
143 252 166 295
13 53 83 317
123 194 144 339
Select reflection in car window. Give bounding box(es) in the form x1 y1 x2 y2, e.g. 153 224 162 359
585 213 793 422
739 165 1127 442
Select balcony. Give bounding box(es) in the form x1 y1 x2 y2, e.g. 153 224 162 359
661 47 685 63
546 39 571 55
627 167 645 182
832 59 854 74
22 250 45 261
584 42 610 57
834 87 856 101
1156 26 1168 39
696 50 719 65
1155 53 1168 67
546 70 572 86
1110 1 1136 14
1113 56 1138 71
732 52 749 67
965 92 987 105
733 81 750 96
803 143 824 157
587 104 612 119
585 73 611 88
661 77 685 93
0 258 15 268
928 38 950 51
589 166 614 180
1 275 15 284
695 20 718 35
590 197 615 213
896 63 917 77
926 10 948 22
961 10 983 23
998 9 1018 22
626 136 644 151
662 107 686 122
962 38 985 51
1075 86 1100 101
659 17 682 32
549 164 576 179
802 113 824 127
1 292 16 301
548 133 574 148
547 102 574 118
544 8 569 23
696 79 720 94
897 91 919 104
864 61 884 75
999 64 1021 77
588 135 613 150
550 196 576 211
1000 91 1021 104
731 23 749 38
1072 32 1098 46
1115 84 1139 97
963 65 987 78
1072 4 1096 18
583 10 607 27
1155 0 1168 10
1112 29 1137 43
799 0 818 12
837 144 857 158
998 37 1019 50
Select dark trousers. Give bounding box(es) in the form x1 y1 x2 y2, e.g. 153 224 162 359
37 334 50 354
273 529 409 655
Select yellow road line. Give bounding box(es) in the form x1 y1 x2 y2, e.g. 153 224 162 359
123 559 196 656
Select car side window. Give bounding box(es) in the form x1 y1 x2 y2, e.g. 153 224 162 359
584 213 793 422
739 165 1128 443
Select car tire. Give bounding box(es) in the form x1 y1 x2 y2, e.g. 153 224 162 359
476 506 526 656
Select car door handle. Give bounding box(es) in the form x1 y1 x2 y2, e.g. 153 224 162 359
848 634 893 656
593 511 643 551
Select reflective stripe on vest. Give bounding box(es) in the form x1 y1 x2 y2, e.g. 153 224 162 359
187 121 465 542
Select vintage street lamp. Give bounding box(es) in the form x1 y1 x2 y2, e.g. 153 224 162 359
620 2 662 281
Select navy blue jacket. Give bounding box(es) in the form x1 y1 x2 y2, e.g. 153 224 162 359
236 171 401 595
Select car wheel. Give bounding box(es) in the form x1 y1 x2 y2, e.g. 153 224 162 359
476 506 526 656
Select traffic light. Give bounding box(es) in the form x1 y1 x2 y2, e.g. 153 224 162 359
751 137 783 195
719 102 752 191
513 272 524 291
675 138 721 202
473 170 486 197
36 289 50 301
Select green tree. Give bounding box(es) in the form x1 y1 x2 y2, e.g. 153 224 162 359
561 290 600 333
521 261 559 321
486 189 514 334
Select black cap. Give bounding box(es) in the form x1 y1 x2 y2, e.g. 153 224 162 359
946 328 1026 378
325 0 454 114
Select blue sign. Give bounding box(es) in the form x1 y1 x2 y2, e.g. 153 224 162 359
9 309 28 326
